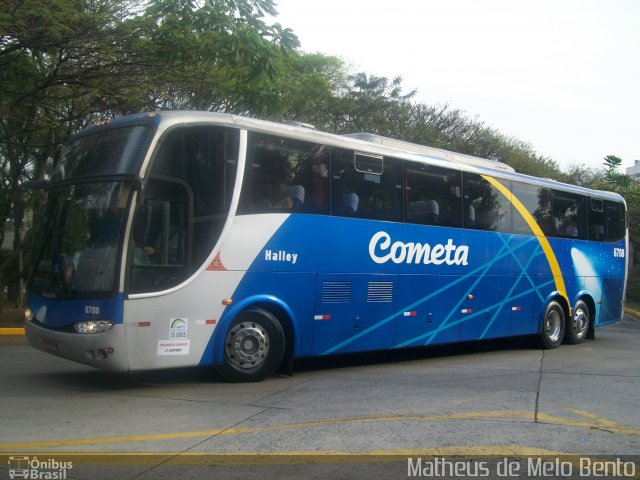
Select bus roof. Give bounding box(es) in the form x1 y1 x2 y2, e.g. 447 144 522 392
82 111 625 205
342 132 516 173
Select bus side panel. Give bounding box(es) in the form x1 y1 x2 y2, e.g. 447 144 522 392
207 271 317 365
125 271 245 370
561 239 627 327
599 276 625 325
394 274 462 348
312 273 397 355
509 235 550 337
458 232 541 341
509 276 536 336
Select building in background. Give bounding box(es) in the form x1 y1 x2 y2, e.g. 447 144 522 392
627 160 640 181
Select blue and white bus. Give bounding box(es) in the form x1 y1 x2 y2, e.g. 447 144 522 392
25 112 628 381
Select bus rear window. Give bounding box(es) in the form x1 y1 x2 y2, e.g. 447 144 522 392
606 201 626 242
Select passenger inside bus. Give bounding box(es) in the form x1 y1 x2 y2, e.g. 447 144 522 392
247 182 305 211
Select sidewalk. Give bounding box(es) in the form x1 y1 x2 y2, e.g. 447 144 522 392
0 308 25 335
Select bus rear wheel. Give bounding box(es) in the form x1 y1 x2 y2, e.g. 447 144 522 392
539 300 565 349
218 308 285 382
565 300 590 344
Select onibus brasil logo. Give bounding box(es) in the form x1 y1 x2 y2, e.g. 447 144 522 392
8 456 72 479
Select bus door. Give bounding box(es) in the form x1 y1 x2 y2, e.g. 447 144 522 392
394 275 462 348
312 273 397 355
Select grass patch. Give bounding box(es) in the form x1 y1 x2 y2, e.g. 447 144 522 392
626 300 640 313
626 267 640 305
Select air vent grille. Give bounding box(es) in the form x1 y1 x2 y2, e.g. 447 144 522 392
367 281 393 303
321 281 351 303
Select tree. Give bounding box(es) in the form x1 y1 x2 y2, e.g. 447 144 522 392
138 0 299 116
590 155 639 300
565 163 606 188
0 0 300 310
603 154 631 188
277 52 347 129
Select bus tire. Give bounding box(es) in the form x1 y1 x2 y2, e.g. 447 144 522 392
539 300 565 349
218 308 285 382
565 300 590 345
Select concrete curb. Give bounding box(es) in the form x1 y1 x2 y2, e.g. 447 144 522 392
625 307 640 319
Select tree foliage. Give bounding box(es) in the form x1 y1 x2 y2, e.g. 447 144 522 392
0 0 299 307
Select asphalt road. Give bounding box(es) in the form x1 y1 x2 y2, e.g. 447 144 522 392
0 314 638 479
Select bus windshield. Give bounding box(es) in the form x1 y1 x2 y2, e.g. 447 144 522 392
53 125 151 181
29 124 153 299
30 182 133 299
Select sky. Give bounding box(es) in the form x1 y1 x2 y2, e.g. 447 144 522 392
271 0 639 172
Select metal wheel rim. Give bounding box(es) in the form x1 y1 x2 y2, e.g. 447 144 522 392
225 322 270 369
572 307 589 339
545 310 562 343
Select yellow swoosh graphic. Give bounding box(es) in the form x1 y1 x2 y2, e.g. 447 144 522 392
480 174 569 311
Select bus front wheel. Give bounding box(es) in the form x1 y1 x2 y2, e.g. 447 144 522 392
218 308 285 382
565 300 590 344
539 300 565 349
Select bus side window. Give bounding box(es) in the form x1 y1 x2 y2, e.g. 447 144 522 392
605 201 626 242
588 198 605 241
405 163 462 227
512 182 542 234
239 133 329 215
462 174 512 232
552 192 587 239
331 150 402 222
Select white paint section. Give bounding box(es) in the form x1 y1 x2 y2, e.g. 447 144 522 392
219 214 290 270
124 270 246 370
571 247 601 302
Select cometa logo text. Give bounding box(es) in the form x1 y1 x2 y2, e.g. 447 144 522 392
368 231 469 266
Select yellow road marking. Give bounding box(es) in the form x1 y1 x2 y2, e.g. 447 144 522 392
0 446 577 465
1 409 637 451
0 328 25 336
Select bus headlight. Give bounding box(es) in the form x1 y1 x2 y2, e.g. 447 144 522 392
24 308 33 322
74 320 114 334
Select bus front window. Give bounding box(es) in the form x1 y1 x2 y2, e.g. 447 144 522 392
30 182 132 298
128 125 239 294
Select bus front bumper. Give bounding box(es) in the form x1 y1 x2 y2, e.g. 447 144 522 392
25 321 129 372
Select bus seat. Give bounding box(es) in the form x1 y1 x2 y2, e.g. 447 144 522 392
409 200 439 224
563 223 578 237
340 192 359 216
285 185 305 210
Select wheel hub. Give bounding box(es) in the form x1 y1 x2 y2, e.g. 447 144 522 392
546 310 562 343
225 322 269 369
573 309 588 336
